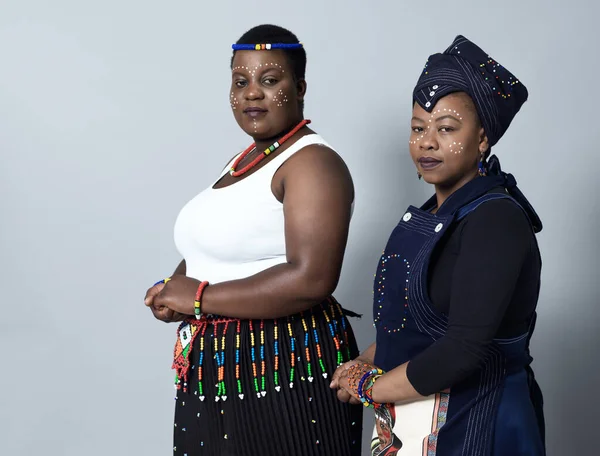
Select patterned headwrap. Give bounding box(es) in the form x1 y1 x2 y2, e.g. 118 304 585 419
413 35 528 147
413 35 542 233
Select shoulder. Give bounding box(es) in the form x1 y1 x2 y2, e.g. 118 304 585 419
273 139 354 200
464 197 531 232
281 141 350 177
459 196 535 254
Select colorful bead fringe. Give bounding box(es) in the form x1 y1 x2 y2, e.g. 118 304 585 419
172 299 351 401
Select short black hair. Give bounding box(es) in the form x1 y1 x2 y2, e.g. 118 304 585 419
231 24 306 81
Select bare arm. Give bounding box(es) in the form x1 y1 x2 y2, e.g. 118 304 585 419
154 145 354 319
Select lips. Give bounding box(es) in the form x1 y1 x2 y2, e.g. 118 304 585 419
243 107 267 118
418 157 442 170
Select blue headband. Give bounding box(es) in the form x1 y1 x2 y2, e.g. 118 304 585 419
232 43 303 51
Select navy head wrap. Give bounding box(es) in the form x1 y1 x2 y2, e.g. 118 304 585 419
413 35 542 233
413 35 528 147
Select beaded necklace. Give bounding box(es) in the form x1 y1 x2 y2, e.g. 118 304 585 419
229 119 311 177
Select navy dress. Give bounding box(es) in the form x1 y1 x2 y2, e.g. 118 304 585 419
371 171 545 456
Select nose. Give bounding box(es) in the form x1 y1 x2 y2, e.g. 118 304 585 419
419 126 438 151
244 81 264 101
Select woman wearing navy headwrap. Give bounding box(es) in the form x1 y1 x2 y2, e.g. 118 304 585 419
331 36 545 455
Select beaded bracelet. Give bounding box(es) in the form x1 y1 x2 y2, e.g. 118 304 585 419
194 281 210 320
357 369 384 408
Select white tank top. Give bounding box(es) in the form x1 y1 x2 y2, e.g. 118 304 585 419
174 134 344 283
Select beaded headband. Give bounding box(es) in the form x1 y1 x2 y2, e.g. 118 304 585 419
232 43 303 51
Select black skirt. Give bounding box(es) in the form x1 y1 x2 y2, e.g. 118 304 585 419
172 298 363 456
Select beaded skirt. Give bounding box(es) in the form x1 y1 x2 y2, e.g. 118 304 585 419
172 298 363 456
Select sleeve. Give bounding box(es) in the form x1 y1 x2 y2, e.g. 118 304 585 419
405 199 533 396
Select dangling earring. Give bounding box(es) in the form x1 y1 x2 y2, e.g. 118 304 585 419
478 155 487 177
417 171 422 180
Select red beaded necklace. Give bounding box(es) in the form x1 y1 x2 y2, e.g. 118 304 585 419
229 119 311 177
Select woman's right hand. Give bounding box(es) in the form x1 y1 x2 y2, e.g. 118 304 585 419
144 282 186 323
149 305 187 323
145 282 166 307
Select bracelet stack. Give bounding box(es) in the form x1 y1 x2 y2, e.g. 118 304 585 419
358 368 384 408
347 363 385 409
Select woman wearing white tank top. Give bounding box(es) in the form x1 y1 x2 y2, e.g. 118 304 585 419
143 25 362 456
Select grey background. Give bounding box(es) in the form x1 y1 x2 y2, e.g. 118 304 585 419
1 1 597 455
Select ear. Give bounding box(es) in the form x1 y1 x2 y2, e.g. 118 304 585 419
478 127 490 156
296 79 307 102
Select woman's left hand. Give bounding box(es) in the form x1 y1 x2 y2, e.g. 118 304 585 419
153 274 201 315
148 305 187 323
330 360 374 404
